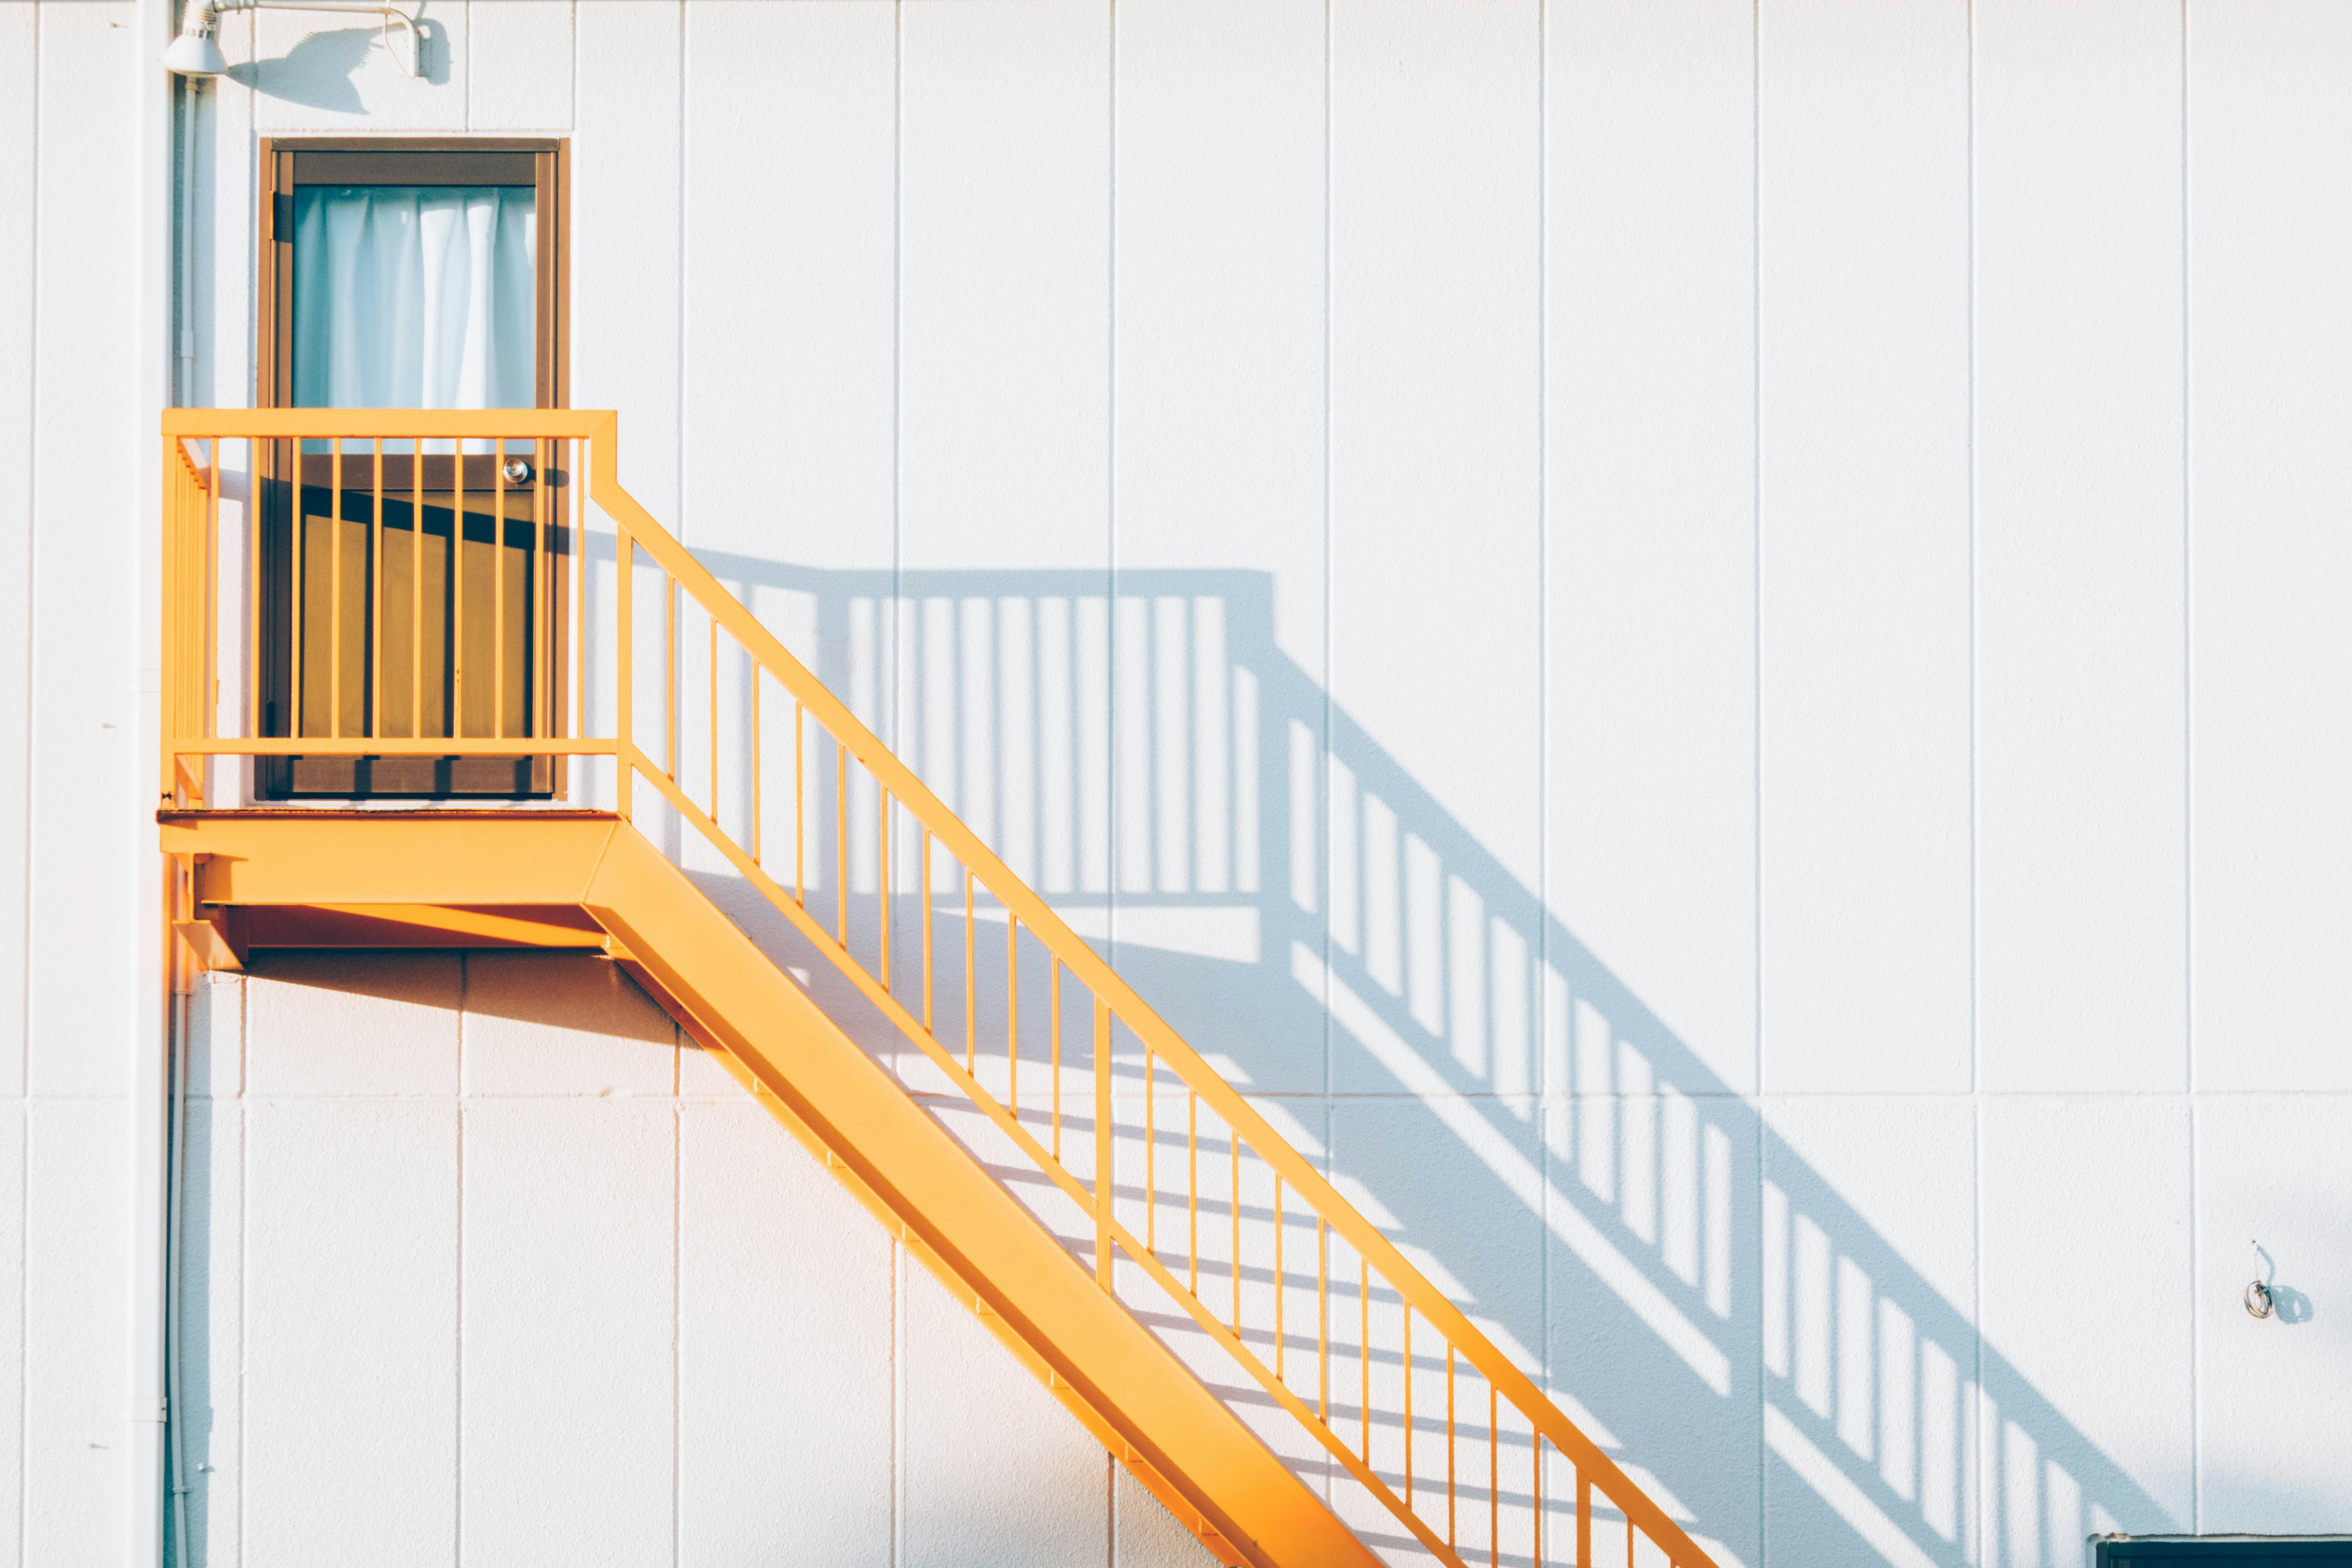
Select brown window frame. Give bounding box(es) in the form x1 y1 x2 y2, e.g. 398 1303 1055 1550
257 135 569 410
253 137 573 801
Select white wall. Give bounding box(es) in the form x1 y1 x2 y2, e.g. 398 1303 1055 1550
181 951 1206 1568
1 0 2347 1564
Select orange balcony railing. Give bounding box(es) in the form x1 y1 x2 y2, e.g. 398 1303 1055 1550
162 408 1722 1568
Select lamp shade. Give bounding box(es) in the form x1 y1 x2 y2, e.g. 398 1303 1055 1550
163 10 227 77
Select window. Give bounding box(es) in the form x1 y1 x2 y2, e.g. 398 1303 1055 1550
254 138 568 798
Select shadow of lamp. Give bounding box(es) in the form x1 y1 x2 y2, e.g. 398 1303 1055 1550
164 0 426 80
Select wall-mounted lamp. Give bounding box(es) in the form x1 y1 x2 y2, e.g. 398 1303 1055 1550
164 0 426 80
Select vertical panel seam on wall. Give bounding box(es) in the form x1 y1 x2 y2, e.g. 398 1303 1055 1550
1971 0 1988 1550
1964 0 1986 1542
888 0 903 768
670 1057 681 1566
1317 0 1335 1497
1534 0 1552 1456
1106 0 1120 1012
1749 0 1763 1114
15 1 32 1546
1749 0 1766 1556
674 0 685 547
454 953 466 1566
237 977 249 1568
16 0 37 1107
889 6 905 1562
1319 0 1333 1114
671 2 689 1545
2180 0 2199 1531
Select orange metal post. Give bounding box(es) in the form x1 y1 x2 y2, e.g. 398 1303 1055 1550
836 747 850 947
1274 1179 1285 1385
1144 1046 1156 1257
794 704 805 905
246 439 263 741
1187 1092 1199 1297
290 442 304 740
1404 1308 1414 1509
330 439 342 740
370 438 383 737
962 869 975 1072
1447 1344 1458 1551
1318 1218 1330 1424
706 614 718 818
452 437 466 737
615 522 633 814
494 440 507 739
410 439 423 739
1050 960 1063 1163
1094 997 1113 1291
1006 913 1018 1117
663 574 676 777
919 825 932 1030
1231 1129 1242 1332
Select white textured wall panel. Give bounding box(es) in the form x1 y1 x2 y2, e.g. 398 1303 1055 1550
682 0 897 579
2185 0 2352 1094
469 0 575 132
0 1105 21 1568
1763 1098 1975 1568
900 0 1109 579
1757 0 1972 1096
28 1 140 1101
462 1099 677 1566
1110 0 1326 1096
1980 1098 2192 1550
575 0 684 516
1545 0 1758 1098
2194 1098 2352 1532
1330 0 1541 910
244 1099 458 1566
244 951 461 1097
901 1256 1114 1567
898 0 1112 918
678 1099 894 1567
1973 0 2187 1095
0 1 33 1103
184 956 1213 1567
26 1101 125 1568
461 950 677 1095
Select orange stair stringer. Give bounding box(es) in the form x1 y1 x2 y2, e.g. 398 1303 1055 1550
159 808 1378 1568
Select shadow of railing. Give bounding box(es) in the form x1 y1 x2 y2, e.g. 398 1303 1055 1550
661 551 2169 1568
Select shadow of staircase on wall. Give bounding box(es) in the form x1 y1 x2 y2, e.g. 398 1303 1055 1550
677 551 2171 1568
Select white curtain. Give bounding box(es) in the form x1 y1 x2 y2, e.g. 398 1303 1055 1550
292 186 537 410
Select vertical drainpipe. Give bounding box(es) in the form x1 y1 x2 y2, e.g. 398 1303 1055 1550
131 0 177 1564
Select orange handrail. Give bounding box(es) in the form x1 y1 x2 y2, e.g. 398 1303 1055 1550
160 408 1720 1568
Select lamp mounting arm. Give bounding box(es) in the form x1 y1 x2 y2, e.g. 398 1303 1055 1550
166 0 427 79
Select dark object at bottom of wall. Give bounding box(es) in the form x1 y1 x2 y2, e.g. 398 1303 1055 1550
2097 1539 2352 1565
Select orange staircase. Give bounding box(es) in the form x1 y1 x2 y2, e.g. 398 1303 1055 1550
159 409 1721 1568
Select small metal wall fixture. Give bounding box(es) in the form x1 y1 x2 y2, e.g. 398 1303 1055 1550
2245 1239 2275 1319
